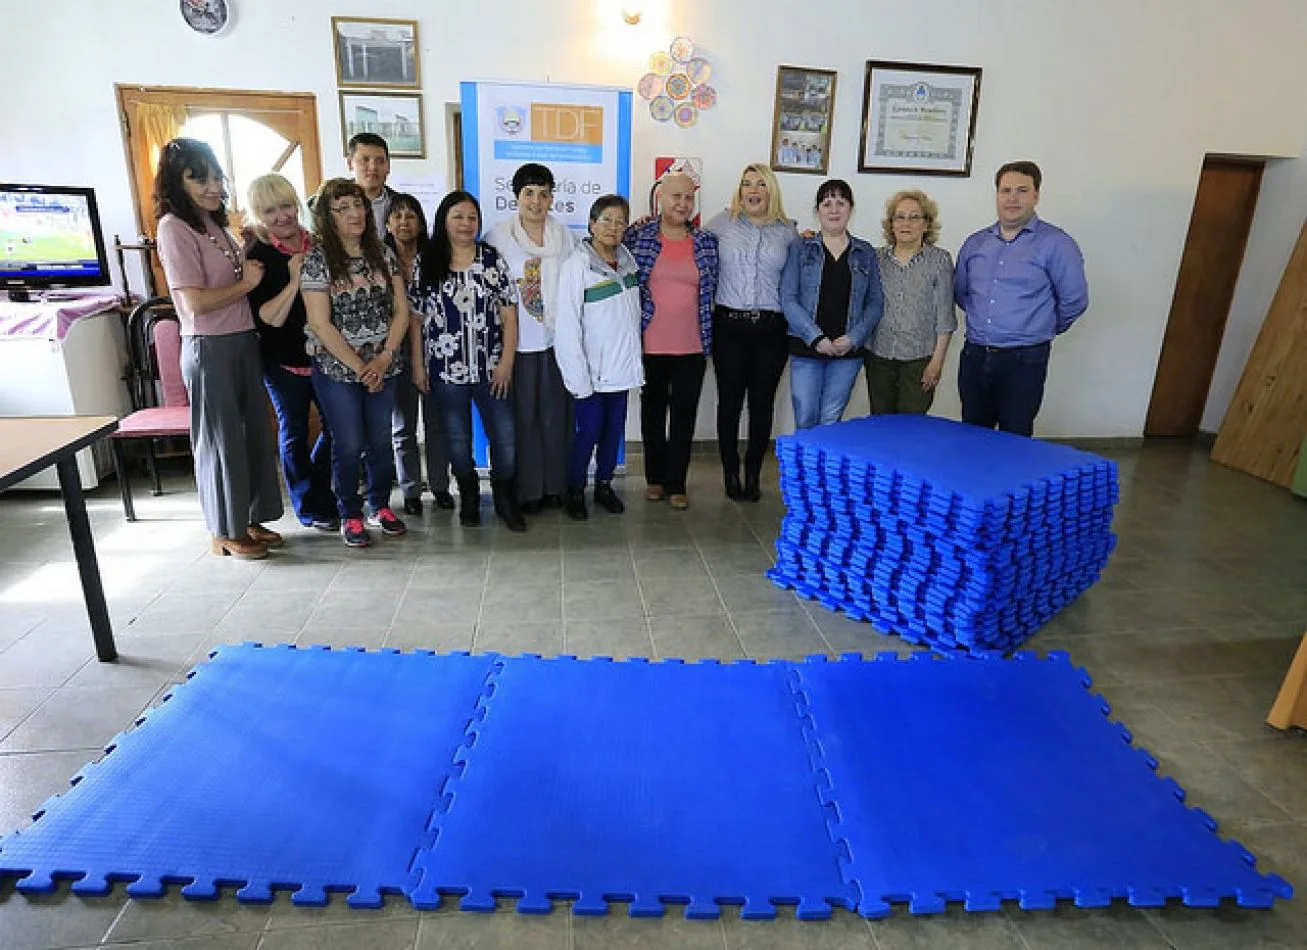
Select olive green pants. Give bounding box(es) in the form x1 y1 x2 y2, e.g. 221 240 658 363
864 353 935 415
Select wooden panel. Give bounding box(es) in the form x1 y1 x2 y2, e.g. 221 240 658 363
1145 159 1263 436
1267 633 1307 731
1211 219 1307 484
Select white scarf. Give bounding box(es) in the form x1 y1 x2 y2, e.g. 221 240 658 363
509 214 570 332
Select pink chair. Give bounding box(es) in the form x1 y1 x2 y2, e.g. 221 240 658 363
111 297 191 521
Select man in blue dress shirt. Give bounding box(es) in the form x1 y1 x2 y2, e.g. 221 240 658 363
953 161 1089 436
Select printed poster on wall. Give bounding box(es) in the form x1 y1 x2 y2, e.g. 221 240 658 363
460 81 633 235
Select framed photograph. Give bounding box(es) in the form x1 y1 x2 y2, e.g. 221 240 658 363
332 16 421 89
770 66 837 176
339 91 426 158
858 60 982 176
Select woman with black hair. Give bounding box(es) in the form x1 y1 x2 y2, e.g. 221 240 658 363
411 191 526 532
384 193 455 515
153 137 283 559
301 177 412 549
484 163 577 515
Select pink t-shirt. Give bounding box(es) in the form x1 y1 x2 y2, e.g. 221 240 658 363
156 213 255 337
643 235 702 355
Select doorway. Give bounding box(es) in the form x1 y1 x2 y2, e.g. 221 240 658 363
1144 156 1264 437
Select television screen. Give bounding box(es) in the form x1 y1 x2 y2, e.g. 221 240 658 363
0 184 110 293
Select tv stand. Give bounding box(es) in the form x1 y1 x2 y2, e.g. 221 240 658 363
6 289 34 302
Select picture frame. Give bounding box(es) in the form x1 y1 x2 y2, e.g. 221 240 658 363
339 91 426 159
858 60 982 176
769 66 837 176
331 16 421 89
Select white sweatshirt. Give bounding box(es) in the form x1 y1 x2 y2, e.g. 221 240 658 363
553 241 644 399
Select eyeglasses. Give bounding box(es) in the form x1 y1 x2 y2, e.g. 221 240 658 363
892 213 925 223
594 217 627 228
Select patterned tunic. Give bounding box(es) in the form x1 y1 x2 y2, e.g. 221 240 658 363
409 243 519 385
300 246 401 382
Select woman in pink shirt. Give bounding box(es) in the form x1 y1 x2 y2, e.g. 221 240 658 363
623 174 719 510
154 139 284 559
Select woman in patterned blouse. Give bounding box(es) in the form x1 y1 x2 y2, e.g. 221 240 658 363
865 190 956 414
410 191 527 532
301 178 413 549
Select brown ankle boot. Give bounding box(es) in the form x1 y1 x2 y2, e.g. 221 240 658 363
211 536 269 560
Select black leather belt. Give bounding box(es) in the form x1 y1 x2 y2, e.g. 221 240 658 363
966 340 1051 354
717 306 781 323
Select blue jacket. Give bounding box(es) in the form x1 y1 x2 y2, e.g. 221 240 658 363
780 234 884 348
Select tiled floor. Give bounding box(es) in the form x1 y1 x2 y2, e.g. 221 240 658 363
0 442 1305 949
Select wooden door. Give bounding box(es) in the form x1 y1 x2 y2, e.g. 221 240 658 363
116 85 323 294
1144 157 1263 437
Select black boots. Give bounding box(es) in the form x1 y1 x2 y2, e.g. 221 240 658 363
593 481 625 514
743 472 761 502
724 469 744 500
565 487 588 521
492 478 527 532
456 473 480 527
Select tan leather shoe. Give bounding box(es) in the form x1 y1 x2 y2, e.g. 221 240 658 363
211 536 269 560
247 524 283 547
669 494 689 510
645 485 666 502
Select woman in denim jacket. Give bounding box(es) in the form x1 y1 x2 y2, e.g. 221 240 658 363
780 179 884 428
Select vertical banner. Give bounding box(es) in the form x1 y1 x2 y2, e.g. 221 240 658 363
461 81 633 235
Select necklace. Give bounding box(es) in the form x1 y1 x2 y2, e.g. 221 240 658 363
269 228 311 257
204 226 244 281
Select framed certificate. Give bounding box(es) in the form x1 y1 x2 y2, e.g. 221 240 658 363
858 60 982 176
770 66 838 176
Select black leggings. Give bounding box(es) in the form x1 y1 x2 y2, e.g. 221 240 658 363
640 354 707 495
712 310 789 480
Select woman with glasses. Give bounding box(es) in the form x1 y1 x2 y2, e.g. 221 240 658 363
865 190 956 415
553 195 642 521
153 138 283 559
301 178 413 548
484 163 577 515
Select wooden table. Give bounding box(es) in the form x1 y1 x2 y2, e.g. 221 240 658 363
0 415 120 661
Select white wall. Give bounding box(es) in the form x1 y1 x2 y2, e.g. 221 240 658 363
4 0 1307 438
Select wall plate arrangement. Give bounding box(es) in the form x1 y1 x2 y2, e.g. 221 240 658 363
639 36 716 127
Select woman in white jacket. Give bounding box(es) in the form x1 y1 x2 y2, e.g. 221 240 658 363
553 194 643 520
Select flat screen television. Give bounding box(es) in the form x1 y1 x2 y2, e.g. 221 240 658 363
0 183 111 301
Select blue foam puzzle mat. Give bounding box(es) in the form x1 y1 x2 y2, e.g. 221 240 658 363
0 644 498 906
0 645 1290 919
410 655 854 918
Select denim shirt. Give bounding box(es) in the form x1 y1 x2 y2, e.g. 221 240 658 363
780 233 884 348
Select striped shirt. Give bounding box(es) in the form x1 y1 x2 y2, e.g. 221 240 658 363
870 244 957 361
703 211 797 312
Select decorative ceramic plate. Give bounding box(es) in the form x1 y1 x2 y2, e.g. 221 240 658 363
665 73 692 101
649 52 673 75
686 57 712 86
673 104 698 128
691 84 717 110
180 0 230 35
669 36 695 63
649 96 675 122
638 73 664 100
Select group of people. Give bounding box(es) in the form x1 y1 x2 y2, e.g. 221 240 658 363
151 130 1088 560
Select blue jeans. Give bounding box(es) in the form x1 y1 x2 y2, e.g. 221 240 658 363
570 391 627 488
958 341 1051 437
431 379 516 480
263 364 336 525
789 356 863 429
311 370 398 519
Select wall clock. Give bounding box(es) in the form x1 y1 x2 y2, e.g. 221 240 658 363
180 0 231 36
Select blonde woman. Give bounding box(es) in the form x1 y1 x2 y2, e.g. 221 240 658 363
244 173 336 531
704 164 797 501
865 190 956 414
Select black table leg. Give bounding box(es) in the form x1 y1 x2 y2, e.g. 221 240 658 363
56 455 117 662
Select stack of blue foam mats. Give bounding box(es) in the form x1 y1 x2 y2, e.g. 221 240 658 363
767 416 1119 652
